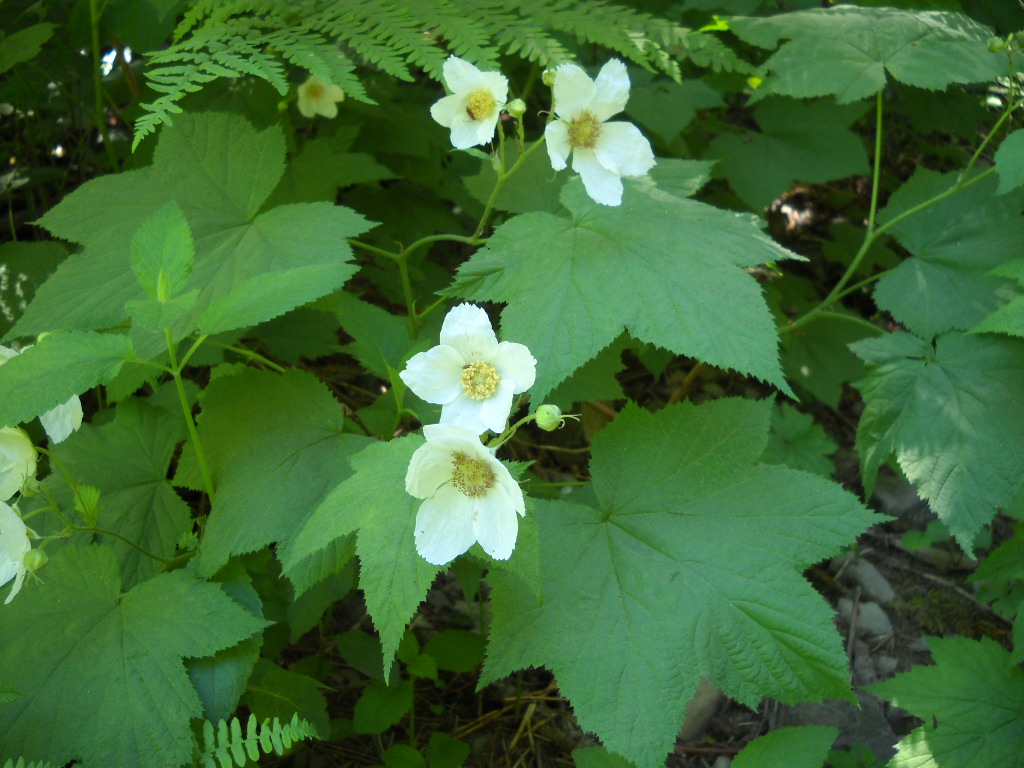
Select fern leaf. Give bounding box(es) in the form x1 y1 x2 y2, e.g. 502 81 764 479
197 713 317 768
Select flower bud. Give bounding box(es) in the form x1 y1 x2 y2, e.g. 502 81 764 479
0 427 36 501
23 548 47 573
536 404 571 431
541 68 557 88
987 36 1006 53
506 98 526 118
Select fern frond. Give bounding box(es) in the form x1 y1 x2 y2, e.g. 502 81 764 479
195 713 318 768
1 759 55 768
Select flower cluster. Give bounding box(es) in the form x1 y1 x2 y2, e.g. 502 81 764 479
429 55 655 206
400 304 535 565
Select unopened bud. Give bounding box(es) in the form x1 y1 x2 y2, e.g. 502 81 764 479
507 98 526 118
541 69 557 88
23 549 47 573
987 36 1006 53
535 404 578 431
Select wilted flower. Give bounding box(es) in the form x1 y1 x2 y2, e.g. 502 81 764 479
0 501 31 604
545 59 655 206
406 423 526 564
297 76 345 119
0 343 83 444
430 56 508 149
400 304 536 435
0 427 35 501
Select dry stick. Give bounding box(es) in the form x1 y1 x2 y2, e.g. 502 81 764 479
668 362 705 405
846 586 862 666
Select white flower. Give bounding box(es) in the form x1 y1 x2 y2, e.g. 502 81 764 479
545 59 656 206
0 501 31 603
0 343 83 444
430 56 508 150
406 423 526 564
400 304 536 435
297 76 345 119
0 427 35 501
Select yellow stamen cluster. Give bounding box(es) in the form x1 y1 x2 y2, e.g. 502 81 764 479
461 361 500 400
466 89 497 121
450 451 496 497
568 111 602 150
306 83 324 100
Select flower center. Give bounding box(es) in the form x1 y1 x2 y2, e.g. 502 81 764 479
460 361 499 400
307 83 324 100
568 111 602 150
450 451 495 498
465 89 496 121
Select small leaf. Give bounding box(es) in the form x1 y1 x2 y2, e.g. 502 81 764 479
243 661 329 739
0 24 55 74
732 726 838 768
353 680 413 735
130 201 194 301
995 130 1024 195
423 630 486 673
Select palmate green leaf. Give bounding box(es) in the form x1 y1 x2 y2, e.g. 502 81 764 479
762 403 837 479
873 169 1024 339
731 7 1005 103
184 368 363 576
851 331 1024 551
973 259 1024 338
995 130 1024 195
0 545 268 768
448 179 799 401
15 112 372 340
707 98 870 211
243 660 329 739
0 23 55 74
0 241 66 339
868 636 1024 768
130 201 194 301
0 330 132 429
284 436 443 678
48 399 189 587
482 399 874 768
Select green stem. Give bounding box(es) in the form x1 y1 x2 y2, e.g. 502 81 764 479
204 339 287 372
487 410 536 451
471 135 547 240
166 327 215 500
88 0 119 172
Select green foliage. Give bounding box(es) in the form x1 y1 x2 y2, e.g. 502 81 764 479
242 660 330 738
194 713 318 768
482 400 875 767
973 259 1024 337
762 402 838 478
732 725 838 768
0 546 268 768
869 636 1024 768
0 760 54 768
0 23 56 75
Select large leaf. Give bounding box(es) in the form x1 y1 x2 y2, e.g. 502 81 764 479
731 7 1005 103
448 179 799 401
0 241 67 339
49 399 190 587
868 636 1024 768
15 112 372 340
482 399 874 768
973 259 1024 338
852 331 1024 551
285 436 443 677
0 545 268 768
0 330 132 429
872 169 1024 338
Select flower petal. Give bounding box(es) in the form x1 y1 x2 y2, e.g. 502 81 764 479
478 71 509 105
553 63 596 119
595 122 656 178
466 114 500 148
400 344 466 405
442 56 484 93
423 423 483 451
440 395 488 435
39 397 84 444
572 148 625 206
590 59 630 122
473 486 520 560
317 100 340 119
440 304 499 360
494 341 537 392
405 441 453 499
3 568 25 604
477 379 516 434
545 121 571 171
431 92 469 129
495 464 527 518
415 488 478 565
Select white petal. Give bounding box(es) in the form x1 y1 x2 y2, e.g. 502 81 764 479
4 568 25 604
0 428 36 502
495 464 527 518
545 121 571 171
415 488 478 565
595 122 655 177
478 71 509 105
0 345 17 364
442 56 484 93
325 84 345 102
590 59 630 122
0 502 29 598
462 114 499 149
317 100 339 119
405 442 453 499
493 341 537 392
40 396 84 444
422 423 483 451
473 487 520 560
440 395 488 435
400 345 466 405
573 148 625 206
553 63 596 119
476 379 516 434
440 304 499 360
430 92 469 129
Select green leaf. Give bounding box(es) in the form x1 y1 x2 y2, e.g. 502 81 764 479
626 71 724 144
49 399 189 586
733 726 838 768
995 130 1024 195
731 7 1005 103
448 180 798 401
762 403 837 478
707 98 870 210
465 140 568 215
545 334 629 409
852 331 1024 551
973 259 1024 338
130 201 194 301
482 399 874 768
0 241 66 339
573 746 636 768
243 660 329 739
0 331 132 429
18 113 372 340
353 679 413 735
868 636 1024 768
285 436 443 678
427 733 471 768
188 368 356 576
422 630 486 673
0 545 268 768
0 24 55 74
873 169 1024 338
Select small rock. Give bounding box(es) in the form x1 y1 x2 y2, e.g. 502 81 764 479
874 655 899 677
678 678 724 741
837 599 893 638
906 636 931 654
845 559 897 604
851 639 878 686
774 693 897 760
